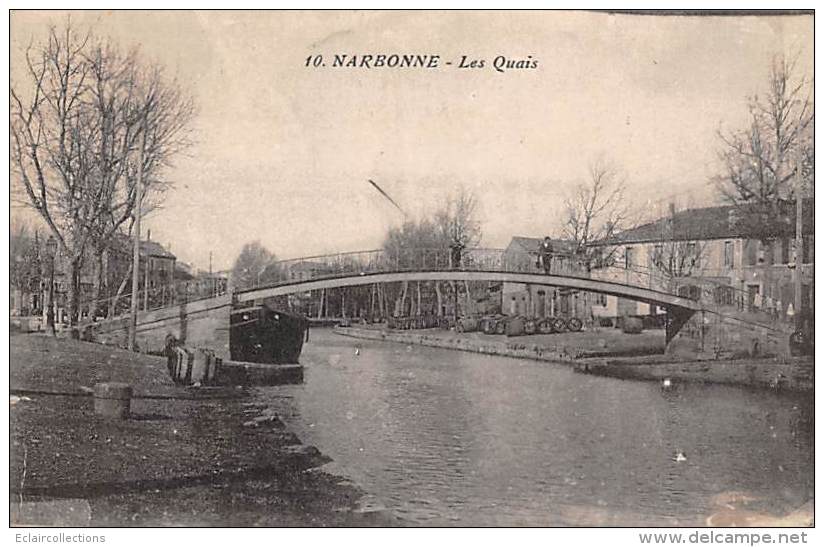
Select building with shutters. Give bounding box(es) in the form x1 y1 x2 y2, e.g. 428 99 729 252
586 201 814 324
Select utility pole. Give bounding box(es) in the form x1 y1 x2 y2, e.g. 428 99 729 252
143 255 149 311
793 151 805 330
208 251 214 295
128 116 148 351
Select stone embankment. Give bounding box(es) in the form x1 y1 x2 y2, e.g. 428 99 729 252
334 325 813 391
10 334 396 526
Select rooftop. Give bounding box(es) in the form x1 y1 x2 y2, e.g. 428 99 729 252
112 234 176 259
507 236 577 254
593 201 814 246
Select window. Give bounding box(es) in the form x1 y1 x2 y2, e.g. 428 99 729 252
625 247 634 269
653 244 663 266
744 240 759 266
686 242 698 269
724 241 734 268
763 240 774 265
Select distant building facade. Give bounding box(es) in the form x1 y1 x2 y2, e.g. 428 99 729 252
587 202 814 323
34 235 177 322
500 236 591 319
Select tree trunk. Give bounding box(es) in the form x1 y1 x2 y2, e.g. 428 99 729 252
399 281 409 316
416 281 422 316
109 262 133 317
435 282 444 317
101 247 109 314
91 249 103 320
464 280 472 316
66 256 82 337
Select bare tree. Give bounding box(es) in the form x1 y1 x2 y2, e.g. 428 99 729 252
231 241 277 290
715 54 813 241
10 21 195 325
648 240 708 280
379 187 483 318
562 158 630 268
434 188 483 316
10 219 43 304
434 186 482 250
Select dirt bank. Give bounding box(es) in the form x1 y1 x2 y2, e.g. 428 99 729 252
10 334 398 526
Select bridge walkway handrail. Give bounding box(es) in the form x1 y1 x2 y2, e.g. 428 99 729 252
241 247 766 314
85 248 785 329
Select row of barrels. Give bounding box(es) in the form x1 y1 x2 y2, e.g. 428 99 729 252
458 315 584 336
385 314 587 336
387 315 449 330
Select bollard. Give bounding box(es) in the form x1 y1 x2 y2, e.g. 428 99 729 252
93 382 133 419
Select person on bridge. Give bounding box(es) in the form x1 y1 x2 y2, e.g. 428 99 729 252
539 237 554 275
450 240 465 270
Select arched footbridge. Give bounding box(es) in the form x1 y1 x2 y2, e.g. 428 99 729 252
233 248 723 341
87 248 782 356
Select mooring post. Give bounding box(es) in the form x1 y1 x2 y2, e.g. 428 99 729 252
93 382 133 419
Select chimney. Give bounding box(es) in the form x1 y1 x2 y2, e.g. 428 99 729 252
668 203 676 219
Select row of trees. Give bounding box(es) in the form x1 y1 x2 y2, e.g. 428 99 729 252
228 189 485 318
10 21 194 325
380 188 483 317
10 221 45 308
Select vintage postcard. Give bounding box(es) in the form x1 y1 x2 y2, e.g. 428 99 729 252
8 9 814 534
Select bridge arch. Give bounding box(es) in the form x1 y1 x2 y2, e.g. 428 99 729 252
235 270 703 313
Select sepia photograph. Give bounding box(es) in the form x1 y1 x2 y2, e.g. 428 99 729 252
7 7 815 533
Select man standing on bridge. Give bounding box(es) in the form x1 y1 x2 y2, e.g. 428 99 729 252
539 236 554 275
450 240 465 270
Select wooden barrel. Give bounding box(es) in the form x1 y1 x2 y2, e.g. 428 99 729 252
538 318 554 334
506 316 525 337
495 318 507 335
622 316 644 334
552 317 567 333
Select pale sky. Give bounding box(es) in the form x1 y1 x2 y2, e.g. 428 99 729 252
10 10 813 271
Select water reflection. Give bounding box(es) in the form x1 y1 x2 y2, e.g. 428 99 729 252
260 330 813 526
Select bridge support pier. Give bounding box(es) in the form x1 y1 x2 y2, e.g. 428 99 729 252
665 307 696 345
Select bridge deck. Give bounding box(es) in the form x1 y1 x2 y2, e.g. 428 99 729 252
235 270 704 312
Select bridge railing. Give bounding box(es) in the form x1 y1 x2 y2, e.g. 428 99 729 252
250 247 647 287
74 276 229 321
244 247 780 316
82 247 786 328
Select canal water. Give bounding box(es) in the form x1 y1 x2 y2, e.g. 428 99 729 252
260 329 813 526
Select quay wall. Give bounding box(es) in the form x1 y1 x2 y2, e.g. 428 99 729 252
666 309 793 359
334 326 581 363
334 326 813 391
575 358 813 391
